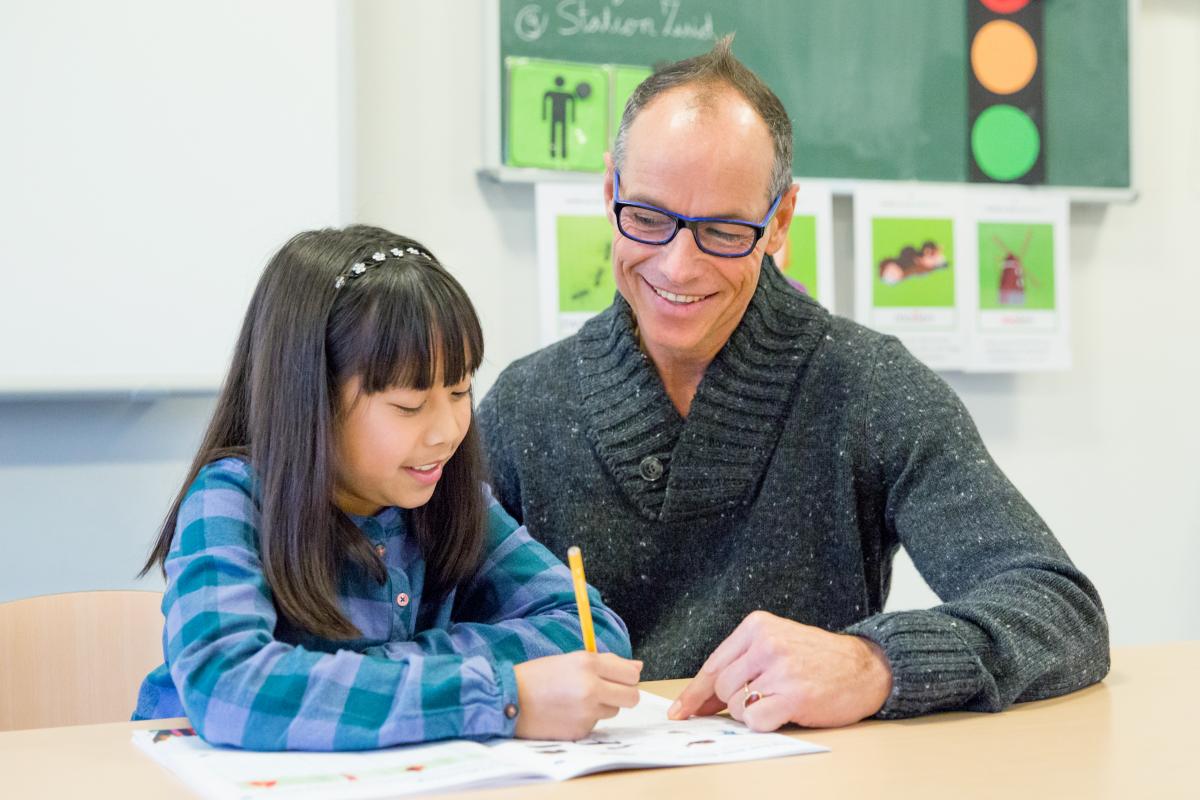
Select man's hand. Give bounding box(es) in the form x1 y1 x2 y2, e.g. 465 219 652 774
667 611 893 730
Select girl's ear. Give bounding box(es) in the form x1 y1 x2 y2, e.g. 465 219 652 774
334 375 364 420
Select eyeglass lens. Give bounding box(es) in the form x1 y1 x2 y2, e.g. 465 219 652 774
618 206 758 256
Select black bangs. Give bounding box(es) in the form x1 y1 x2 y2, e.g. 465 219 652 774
327 253 484 394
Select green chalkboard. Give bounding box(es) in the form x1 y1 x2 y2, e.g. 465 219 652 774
497 0 1130 189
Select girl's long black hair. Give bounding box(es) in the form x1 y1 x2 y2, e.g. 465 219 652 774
139 225 486 640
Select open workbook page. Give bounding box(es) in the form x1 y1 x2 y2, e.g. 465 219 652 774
132 692 827 799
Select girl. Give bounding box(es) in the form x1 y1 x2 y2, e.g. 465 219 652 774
134 225 640 750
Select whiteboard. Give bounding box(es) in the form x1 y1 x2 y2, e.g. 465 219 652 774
0 0 348 395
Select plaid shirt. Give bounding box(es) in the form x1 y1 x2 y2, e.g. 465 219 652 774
133 457 631 750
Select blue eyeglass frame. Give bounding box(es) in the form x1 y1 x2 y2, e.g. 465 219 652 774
612 170 784 258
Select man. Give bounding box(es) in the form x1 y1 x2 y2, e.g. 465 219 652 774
477 38 1108 731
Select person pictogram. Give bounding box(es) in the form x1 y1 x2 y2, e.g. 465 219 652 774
543 77 592 159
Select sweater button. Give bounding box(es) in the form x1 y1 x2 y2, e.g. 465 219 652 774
639 455 664 482
504 703 519 719
396 593 409 607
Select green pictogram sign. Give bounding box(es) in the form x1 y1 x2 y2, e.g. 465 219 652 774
508 58 609 171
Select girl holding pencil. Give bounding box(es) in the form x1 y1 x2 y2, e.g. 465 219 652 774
134 225 640 750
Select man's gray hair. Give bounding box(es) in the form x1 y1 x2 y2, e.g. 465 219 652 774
611 35 794 202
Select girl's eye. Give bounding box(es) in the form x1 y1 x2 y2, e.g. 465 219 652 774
451 384 473 399
389 403 421 414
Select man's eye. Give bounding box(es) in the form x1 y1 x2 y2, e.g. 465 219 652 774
702 224 752 244
633 212 668 227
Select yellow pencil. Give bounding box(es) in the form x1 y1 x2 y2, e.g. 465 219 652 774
567 546 597 653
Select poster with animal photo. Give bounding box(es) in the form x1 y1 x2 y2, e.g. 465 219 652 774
770 182 834 309
966 194 1070 371
535 181 612 344
854 190 971 370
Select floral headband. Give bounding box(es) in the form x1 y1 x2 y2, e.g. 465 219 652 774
333 246 432 289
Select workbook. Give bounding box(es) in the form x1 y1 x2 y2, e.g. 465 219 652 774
132 692 827 798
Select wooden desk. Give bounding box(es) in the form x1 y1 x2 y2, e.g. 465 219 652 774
1 642 1194 799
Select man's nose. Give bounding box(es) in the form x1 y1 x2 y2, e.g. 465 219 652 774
658 226 706 285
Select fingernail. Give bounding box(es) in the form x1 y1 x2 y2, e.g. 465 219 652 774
668 700 681 718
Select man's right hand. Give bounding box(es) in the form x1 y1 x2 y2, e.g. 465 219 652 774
512 651 643 740
668 610 892 730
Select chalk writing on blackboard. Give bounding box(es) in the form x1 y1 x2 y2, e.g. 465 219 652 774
515 0 714 44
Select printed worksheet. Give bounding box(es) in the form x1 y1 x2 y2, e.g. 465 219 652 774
489 692 823 780
133 693 827 799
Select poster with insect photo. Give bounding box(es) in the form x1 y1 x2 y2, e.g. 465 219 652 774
535 181 612 343
854 189 972 370
966 193 1070 371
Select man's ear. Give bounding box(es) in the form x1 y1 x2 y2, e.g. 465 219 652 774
763 182 799 254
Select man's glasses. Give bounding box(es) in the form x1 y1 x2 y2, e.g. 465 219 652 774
612 171 783 258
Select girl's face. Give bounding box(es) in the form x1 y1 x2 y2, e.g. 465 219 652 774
333 370 473 516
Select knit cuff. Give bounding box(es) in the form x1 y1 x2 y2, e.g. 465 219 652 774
844 611 985 719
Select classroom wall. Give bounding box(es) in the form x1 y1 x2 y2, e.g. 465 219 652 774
2 1 1197 651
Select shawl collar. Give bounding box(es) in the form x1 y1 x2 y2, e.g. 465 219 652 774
573 260 829 522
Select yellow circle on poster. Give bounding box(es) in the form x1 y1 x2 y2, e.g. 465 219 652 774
970 20 1037 95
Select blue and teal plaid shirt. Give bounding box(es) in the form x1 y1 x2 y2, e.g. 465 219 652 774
133 457 631 750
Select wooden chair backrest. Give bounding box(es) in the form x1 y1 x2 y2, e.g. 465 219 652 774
0 590 164 731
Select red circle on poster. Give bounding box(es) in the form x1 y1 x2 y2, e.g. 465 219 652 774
979 0 1031 12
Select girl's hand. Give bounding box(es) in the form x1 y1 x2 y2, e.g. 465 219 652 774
512 651 643 740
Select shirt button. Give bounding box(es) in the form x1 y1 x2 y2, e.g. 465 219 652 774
639 455 664 482
396 593 409 607
504 703 519 719
375 543 386 558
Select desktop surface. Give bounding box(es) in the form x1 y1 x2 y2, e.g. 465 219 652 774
1 642 1194 799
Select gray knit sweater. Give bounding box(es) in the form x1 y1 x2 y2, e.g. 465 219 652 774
477 262 1109 718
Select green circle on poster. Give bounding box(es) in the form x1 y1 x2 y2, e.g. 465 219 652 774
971 105 1040 181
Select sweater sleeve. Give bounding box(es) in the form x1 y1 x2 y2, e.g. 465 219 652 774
163 461 519 750
843 338 1110 718
366 486 633 662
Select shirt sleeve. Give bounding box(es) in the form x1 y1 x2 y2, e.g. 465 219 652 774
366 486 633 663
162 461 519 751
843 338 1110 718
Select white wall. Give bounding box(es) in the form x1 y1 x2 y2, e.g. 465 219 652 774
2 1 1197 651
0 0 348 393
